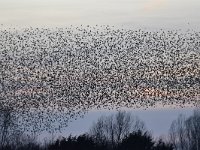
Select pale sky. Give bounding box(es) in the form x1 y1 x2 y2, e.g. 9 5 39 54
0 0 200 29
43 107 194 139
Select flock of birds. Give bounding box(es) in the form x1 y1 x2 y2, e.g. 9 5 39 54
0 25 199 133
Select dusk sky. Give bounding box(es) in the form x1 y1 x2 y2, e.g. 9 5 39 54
62 107 194 137
0 0 200 29
0 0 199 140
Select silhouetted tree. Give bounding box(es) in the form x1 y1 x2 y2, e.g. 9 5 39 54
48 134 96 150
154 139 174 150
169 109 200 150
169 114 187 150
89 111 146 148
0 107 19 149
185 110 200 150
118 130 154 150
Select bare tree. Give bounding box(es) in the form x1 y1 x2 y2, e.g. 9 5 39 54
89 110 146 148
89 116 107 145
185 109 200 150
169 114 187 150
104 115 115 147
115 111 132 143
169 120 178 150
169 109 200 150
0 107 25 149
0 108 14 148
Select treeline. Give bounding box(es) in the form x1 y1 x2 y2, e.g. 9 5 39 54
47 131 172 150
0 110 200 150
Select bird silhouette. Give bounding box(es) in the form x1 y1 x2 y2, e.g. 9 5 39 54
0 26 199 133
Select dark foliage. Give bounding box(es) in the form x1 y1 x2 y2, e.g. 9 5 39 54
47 132 173 150
0 132 173 150
48 134 96 150
154 140 174 150
118 130 155 150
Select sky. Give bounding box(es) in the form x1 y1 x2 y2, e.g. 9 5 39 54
0 0 200 29
0 0 199 138
38 107 195 142
62 107 194 137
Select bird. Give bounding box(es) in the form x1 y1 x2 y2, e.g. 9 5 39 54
0 25 199 134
